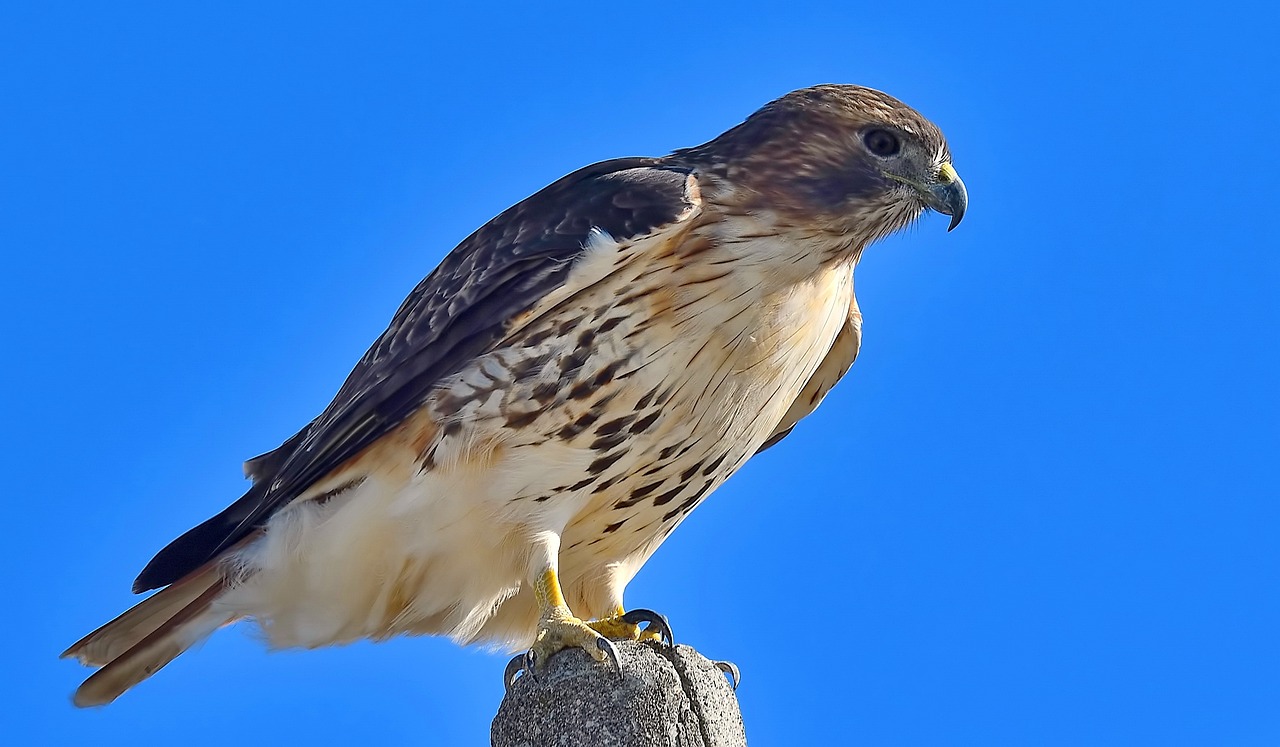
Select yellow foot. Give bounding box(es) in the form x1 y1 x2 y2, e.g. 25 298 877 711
527 611 620 674
503 609 676 691
588 608 673 644
504 567 676 690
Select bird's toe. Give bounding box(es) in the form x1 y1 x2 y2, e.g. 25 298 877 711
618 608 673 645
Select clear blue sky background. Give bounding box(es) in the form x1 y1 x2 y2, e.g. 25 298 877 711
4 2 1277 744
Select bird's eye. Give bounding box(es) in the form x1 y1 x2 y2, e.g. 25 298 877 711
863 129 901 157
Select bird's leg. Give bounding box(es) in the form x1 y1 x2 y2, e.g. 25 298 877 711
523 548 620 675
506 539 673 689
588 606 674 644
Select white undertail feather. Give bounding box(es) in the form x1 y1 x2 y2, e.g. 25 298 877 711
221 469 540 650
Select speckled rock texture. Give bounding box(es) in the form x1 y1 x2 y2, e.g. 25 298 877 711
492 641 746 747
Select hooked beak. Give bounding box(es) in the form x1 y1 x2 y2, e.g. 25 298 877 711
924 162 967 231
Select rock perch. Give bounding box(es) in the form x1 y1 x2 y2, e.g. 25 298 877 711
492 641 746 746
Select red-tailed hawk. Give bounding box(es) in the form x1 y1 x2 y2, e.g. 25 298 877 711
64 84 966 706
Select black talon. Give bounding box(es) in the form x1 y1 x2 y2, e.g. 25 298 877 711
619 608 674 645
503 654 527 691
597 636 622 676
713 660 741 691
522 648 538 681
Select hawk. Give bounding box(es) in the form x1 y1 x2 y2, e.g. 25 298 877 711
64 84 966 706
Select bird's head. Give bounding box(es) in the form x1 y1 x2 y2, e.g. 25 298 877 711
677 84 966 248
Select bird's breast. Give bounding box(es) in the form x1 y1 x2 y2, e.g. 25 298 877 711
421 225 854 543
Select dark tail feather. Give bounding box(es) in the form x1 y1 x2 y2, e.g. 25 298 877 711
62 565 224 667
63 568 230 707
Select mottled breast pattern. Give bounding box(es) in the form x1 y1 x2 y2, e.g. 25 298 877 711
421 217 855 568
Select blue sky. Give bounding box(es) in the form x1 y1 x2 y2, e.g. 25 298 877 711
4 2 1277 744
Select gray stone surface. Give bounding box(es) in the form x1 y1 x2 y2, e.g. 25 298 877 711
492 641 746 747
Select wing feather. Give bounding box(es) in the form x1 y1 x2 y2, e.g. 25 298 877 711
135 157 701 592
755 293 862 454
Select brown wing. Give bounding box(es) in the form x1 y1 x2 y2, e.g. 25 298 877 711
134 158 702 592
755 293 862 453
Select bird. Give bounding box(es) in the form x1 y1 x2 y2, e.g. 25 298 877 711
63 83 967 707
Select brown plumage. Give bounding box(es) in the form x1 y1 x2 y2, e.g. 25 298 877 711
64 84 966 706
